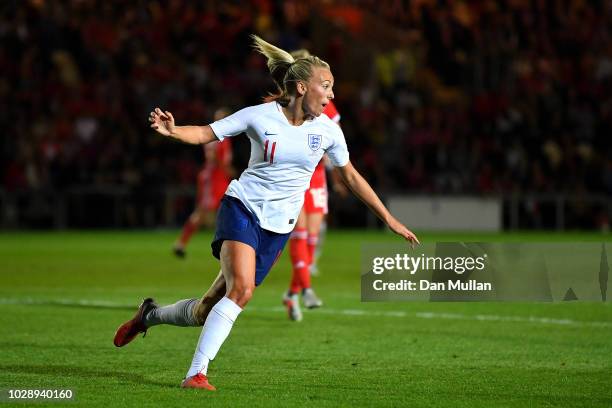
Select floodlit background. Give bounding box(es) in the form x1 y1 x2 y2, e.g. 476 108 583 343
2 0 611 231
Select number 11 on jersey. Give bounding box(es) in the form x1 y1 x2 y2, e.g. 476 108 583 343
264 140 277 164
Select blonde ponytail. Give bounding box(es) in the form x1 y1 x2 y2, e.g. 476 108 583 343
251 34 330 106
251 34 295 84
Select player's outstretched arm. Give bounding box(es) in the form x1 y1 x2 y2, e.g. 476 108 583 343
149 107 218 145
337 161 420 246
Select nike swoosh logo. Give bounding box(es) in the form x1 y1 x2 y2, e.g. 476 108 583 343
264 131 277 136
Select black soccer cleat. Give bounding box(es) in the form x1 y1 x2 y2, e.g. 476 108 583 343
173 246 186 259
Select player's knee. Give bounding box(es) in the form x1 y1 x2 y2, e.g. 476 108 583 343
228 284 254 307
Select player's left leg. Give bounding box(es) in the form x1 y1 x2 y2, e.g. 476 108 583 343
306 212 324 269
285 210 308 321
307 184 328 276
310 219 326 276
145 270 227 328
288 210 310 292
112 271 227 348
302 212 324 308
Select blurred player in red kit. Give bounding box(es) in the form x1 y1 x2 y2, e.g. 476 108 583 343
173 108 234 258
283 93 348 321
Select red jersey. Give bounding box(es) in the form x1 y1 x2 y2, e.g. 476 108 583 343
203 138 232 170
323 100 341 123
197 139 233 210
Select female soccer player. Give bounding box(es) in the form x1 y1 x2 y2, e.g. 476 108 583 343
113 35 419 391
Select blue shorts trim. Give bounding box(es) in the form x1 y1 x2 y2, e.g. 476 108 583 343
212 195 290 286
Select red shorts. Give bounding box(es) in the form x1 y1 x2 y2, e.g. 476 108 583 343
303 164 328 214
197 167 231 211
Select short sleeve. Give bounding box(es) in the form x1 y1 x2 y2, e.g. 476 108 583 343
209 106 254 141
326 125 350 167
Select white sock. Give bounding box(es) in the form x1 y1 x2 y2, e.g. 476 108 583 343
186 296 242 378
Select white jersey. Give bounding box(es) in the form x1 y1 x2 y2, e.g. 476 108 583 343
210 101 349 233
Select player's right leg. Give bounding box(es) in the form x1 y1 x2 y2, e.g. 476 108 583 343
182 240 255 390
285 210 308 321
302 212 324 308
309 217 325 276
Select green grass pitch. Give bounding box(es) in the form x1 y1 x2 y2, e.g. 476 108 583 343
0 230 611 407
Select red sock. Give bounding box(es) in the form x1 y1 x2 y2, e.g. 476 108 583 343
289 228 310 293
307 234 318 267
179 219 198 247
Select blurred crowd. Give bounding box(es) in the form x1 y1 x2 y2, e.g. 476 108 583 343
1 0 611 227
332 0 612 197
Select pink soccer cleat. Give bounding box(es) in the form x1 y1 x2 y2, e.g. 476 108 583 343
181 373 216 390
113 298 158 347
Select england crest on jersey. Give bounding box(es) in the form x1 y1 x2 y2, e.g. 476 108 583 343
308 134 322 151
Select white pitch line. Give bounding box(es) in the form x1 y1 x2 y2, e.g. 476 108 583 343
1 297 611 328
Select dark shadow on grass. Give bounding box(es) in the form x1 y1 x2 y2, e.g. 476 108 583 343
0 364 176 389
0 341 100 351
38 300 134 311
8 300 136 311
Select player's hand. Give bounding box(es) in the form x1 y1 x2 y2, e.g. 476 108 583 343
387 217 420 248
149 107 175 137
